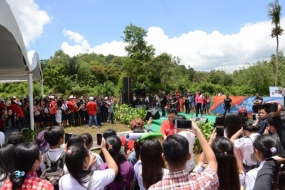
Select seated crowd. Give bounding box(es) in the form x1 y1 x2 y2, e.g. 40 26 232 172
0 101 285 190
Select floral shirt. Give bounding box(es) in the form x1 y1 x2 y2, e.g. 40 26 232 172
1 172 54 190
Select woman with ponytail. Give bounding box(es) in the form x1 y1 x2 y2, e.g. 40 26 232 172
2 142 53 190
244 135 279 190
197 134 243 190
100 135 134 190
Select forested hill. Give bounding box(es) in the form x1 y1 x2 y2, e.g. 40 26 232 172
0 24 283 99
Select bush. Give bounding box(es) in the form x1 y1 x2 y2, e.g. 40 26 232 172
193 121 213 154
114 104 146 125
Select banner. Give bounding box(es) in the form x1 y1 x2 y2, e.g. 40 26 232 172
269 86 285 97
210 96 284 115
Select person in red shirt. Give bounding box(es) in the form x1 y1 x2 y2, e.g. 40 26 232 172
9 100 18 128
67 95 78 126
160 109 178 140
15 102 26 131
0 99 6 117
49 96 57 126
86 97 98 128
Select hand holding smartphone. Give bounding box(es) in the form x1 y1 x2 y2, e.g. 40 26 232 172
175 119 192 129
96 133 103 145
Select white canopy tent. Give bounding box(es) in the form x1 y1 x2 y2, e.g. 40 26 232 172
0 0 44 131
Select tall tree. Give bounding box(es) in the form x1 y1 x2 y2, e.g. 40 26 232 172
268 0 284 86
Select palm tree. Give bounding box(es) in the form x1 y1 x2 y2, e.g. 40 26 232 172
268 0 284 86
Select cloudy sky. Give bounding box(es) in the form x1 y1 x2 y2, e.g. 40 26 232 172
6 0 285 72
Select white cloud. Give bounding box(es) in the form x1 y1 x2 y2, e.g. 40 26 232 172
61 31 126 57
62 30 85 43
61 18 285 72
7 0 50 47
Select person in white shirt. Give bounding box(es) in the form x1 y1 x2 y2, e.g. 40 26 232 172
230 121 260 173
59 139 118 190
244 135 278 190
177 129 195 172
134 139 169 190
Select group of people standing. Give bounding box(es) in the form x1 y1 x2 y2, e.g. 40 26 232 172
0 95 116 132
155 89 210 117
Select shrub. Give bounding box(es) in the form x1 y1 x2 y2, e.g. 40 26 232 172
193 121 213 154
114 104 146 125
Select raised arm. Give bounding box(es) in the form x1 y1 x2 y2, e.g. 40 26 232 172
101 138 119 175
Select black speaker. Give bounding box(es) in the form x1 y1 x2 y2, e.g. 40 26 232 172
192 117 208 124
122 77 133 104
145 109 160 121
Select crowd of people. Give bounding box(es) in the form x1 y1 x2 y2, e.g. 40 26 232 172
1 90 285 189
0 95 117 132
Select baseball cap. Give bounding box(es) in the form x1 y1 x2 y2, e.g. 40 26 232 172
49 95 55 99
104 97 108 100
12 96 16 99
69 95 74 99
7 132 24 145
89 97 94 100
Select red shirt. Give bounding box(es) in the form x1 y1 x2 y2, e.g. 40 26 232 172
160 120 177 136
50 100 56 114
120 136 135 151
0 103 5 114
86 101 97 115
9 104 17 114
67 100 77 112
2 172 53 190
16 106 24 118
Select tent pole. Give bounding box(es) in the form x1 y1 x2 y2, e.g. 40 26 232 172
41 79 44 96
28 73 34 131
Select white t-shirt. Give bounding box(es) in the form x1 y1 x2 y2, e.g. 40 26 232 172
134 160 169 190
59 169 115 190
63 153 104 174
40 148 64 172
234 133 260 166
177 131 195 172
244 160 266 190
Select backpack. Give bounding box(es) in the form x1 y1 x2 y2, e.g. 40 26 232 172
40 151 66 190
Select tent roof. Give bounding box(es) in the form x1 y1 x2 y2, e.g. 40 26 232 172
0 0 42 82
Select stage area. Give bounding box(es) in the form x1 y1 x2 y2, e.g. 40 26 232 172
146 112 217 132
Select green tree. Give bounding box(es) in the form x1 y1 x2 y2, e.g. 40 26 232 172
268 0 284 86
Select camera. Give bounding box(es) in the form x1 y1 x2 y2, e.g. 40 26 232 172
252 103 278 113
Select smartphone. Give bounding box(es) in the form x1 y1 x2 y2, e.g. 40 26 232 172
96 133 103 146
214 116 225 128
175 119 192 129
65 133 73 143
252 114 256 121
216 126 224 137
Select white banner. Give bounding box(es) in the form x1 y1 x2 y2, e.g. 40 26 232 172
269 86 285 97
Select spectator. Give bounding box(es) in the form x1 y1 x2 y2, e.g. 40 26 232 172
149 121 219 190
230 121 260 173
197 135 243 189
2 143 53 190
244 135 278 190
59 140 118 190
0 144 15 189
100 135 134 189
134 139 168 190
